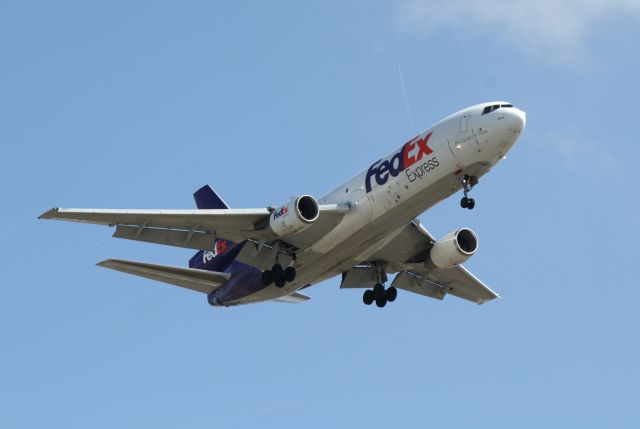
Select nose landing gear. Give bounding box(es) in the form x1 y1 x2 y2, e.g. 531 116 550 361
460 175 478 210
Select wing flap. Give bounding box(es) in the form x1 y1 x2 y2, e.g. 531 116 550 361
390 271 446 301
112 225 217 251
425 264 500 304
391 263 499 304
97 259 230 294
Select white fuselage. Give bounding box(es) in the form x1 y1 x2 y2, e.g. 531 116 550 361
234 102 526 304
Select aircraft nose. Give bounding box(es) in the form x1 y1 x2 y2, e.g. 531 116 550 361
507 107 526 132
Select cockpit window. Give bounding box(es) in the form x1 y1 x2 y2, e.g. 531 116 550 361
482 103 513 115
482 104 500 115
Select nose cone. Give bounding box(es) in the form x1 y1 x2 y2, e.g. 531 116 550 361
495 107 526 148
510 107 527 132
482 106 526 164
506 107 526 132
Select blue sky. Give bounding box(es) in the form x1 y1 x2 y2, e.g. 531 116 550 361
2 1 639 427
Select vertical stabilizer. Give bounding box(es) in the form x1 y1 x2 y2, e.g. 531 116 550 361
190 185 233 268
194 185 229 210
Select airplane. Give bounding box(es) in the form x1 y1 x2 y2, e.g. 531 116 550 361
39 101 526 308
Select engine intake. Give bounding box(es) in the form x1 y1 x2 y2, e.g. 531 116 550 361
429 228 478 269
269 195 320 237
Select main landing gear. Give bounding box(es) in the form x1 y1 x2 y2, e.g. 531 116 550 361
460 175 478 210
362 283 397 308
262 263 296 288
362 262 397 308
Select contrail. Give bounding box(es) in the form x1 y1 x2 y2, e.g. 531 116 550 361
397 65 415 134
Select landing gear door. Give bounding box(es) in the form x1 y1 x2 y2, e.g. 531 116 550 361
459 111 470 133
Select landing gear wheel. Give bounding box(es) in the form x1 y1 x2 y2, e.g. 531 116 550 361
467 198 475 210
363 289 374 305
386 286 397 302
284 266 296 282
375 296 387 308
275 277 286 288
373 283 385 301
271 264 284 279
460 175 478 210
261 270 272 286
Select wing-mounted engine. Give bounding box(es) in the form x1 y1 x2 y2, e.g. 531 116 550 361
429 228 478 269
268 195 320 237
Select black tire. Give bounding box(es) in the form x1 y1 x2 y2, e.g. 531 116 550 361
460 197 469 208
467 198 475 210
375 296 387 308
363 290 374 305
271 264 284 279
261 270 272 286
373 283 385 300
275 277 286 288
386 286 397 302
284 266 296 282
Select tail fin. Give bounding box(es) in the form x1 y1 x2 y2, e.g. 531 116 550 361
194 185 229 209
190 185 233 269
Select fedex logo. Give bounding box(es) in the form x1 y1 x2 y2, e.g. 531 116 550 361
365 132 434 193
273 206 289 219
203 250 215 263
215 239 230 255
202 239 231 263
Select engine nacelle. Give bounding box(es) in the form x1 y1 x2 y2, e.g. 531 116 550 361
269 195 320 237
429 228 478 269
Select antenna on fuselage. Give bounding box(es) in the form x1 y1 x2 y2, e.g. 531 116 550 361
397 65 415 135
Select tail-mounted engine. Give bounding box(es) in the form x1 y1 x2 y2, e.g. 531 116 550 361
268 195 320 237
429 228 478 269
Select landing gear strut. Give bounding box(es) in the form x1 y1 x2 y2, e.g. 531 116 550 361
460 175 478 210
262 263 296 288
361 262 397 308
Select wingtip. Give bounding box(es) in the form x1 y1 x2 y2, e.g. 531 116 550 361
477 293 501 305
38 207 60 220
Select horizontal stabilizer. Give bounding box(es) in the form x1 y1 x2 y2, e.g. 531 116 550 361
97 259 230 294
272 291 311 304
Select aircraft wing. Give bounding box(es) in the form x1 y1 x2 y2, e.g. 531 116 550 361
97 258 231 294
40 207 271 244
367 220 500 304
39 206 347 250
